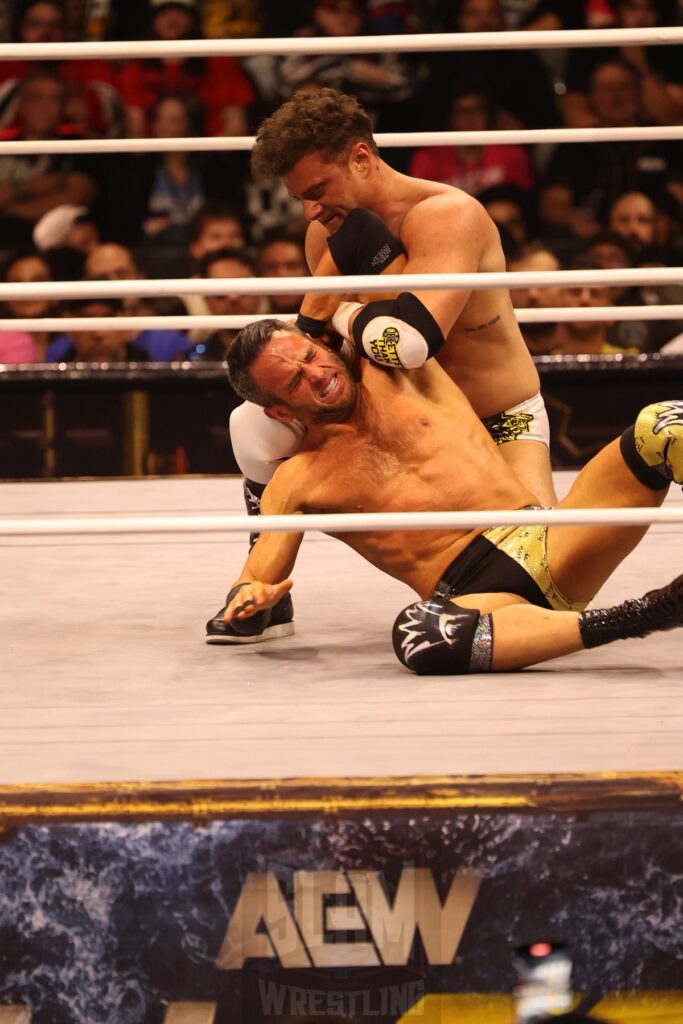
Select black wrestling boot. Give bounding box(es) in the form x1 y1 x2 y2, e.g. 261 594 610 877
579 574 683 649
205 589 295 644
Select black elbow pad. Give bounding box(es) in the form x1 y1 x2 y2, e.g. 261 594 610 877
328 208 406 275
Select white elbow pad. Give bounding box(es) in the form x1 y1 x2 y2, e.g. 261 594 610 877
341 292 445 370
229 401 304 485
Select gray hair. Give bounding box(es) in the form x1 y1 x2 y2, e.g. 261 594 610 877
226 318 300 406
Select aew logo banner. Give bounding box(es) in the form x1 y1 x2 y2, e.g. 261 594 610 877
216 868 481 970
1 811 681 1022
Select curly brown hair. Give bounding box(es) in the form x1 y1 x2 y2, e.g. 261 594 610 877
251 88 378 181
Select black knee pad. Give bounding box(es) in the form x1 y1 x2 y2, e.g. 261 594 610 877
392 598 493 675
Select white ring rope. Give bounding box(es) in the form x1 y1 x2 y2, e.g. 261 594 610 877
0 268 681 303
2 306 682 335
1 506 681 537
3 125 682 156
0 27 680 62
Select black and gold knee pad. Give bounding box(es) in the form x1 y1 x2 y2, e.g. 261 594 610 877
620 400 683 488
392 598 493 675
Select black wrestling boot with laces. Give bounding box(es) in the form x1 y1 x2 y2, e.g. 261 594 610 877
579 574 683 649
205 585 294 645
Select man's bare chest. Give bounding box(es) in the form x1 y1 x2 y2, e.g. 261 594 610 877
301 406 450 513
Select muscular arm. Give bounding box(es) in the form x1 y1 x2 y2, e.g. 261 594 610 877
332 194 492 367
224 466 304 623
297 197 493 371
298 218 407 326
392 194 487 337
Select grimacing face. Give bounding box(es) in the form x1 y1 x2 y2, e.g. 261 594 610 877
252 332 358 425
282 147 370 233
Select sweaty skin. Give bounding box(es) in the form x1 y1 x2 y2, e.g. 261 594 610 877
283 148 553 503
224 333 667 671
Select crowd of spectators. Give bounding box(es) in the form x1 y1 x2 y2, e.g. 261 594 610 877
0 0 681 365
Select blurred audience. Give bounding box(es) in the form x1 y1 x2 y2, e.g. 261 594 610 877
0 68 97 246
608 189 665 261
84 242 142 283
183 201 248 329
508 243 563 354
409 87 533 195
562 0 683 128
551 259 638 355
81 241 191 359
2 2 681 376
116 0 255 138
189 246 261 360
257 231 309 314
544 57 680 218
605 191 683 348
188 201 247 263
45 297 151 362
534 179 580 249
33 203 100 255
107 93 210 247
199 0 263 39
277 0 422 137
0 249 56 360
480 185 532 255
0 0 123 137
426 0 559 131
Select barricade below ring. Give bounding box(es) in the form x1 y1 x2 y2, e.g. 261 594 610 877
1 354 681 480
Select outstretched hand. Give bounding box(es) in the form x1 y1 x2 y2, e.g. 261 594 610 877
223 579 294 624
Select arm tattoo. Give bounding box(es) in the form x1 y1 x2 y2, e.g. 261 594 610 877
464 314 501 333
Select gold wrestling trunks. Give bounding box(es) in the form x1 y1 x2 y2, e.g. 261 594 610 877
433 508 587 613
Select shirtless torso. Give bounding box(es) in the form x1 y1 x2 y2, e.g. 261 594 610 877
218 324 677 670
301 170 540 419
251 355 535 598
280 150 552 502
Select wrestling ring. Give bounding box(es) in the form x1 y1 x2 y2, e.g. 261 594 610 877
1 22 683 1024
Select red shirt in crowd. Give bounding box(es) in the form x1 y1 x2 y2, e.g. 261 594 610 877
117 57 254 136
409 145 533 196
0 60 120 137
